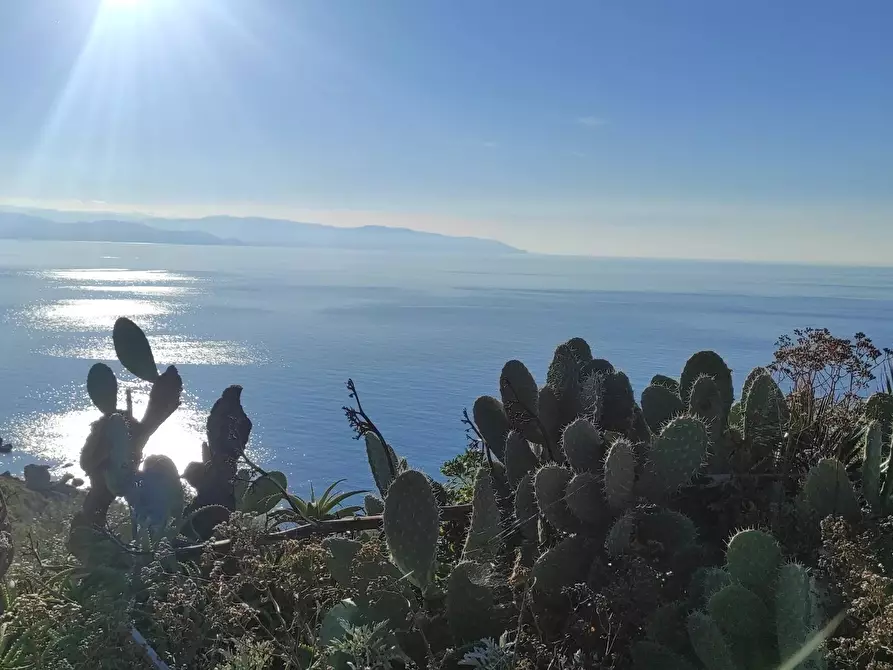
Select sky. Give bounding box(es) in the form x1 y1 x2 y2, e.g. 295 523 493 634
0 0 891 262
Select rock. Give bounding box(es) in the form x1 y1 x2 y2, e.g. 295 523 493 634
23 464 52 492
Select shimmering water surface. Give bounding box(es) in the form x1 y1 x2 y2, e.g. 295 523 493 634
1 240 892 493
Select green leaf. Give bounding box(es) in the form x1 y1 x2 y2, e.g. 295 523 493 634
87 363 118 414
113 317 159 381
238 471 288 514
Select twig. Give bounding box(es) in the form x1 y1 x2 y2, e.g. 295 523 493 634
462 408 494 472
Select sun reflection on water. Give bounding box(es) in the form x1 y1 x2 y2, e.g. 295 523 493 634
45 334 267 365
25 298 173 331
37 269 196 284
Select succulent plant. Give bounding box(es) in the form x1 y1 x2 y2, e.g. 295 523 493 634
638 416 709 500
462 470 503 562
641 383 685 433
801 458 861 524
366 432 400 497
561 417 604 473
473 396 511 462
680 351 734 417
383 470 439 591
499 360 541 442
503 430 537 489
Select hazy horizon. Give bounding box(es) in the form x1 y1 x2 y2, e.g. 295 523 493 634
1 1 891 264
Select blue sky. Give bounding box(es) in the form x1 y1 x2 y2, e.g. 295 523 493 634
0 0 890 262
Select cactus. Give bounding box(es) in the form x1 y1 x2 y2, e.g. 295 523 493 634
462 470 502 562
865 392 893 447
638 416 709 500
472 396 511 461
324 537 363 587
105 414 135 497
680 351 733 417
504 430 537 488
707 583 771 639
686 611 739 670
688 375 724 446
561 417 604 473
631 641 697 670
537 385 562 449
564 472 607 525
861 420 883 512
601 370 636 433
742 372 788 461
650 374 680 394
547 343 582 425
131 454 184 533
364 494 385 516
534 464 578 532
383 470 439 590
113 316 160 382
563 337 593 364
776 562 826 669
641 384 684 433
801 458 860 524
725 528 781 594
531 535 591 597
582 358 615 377
366 432 399 497
513 472 538 540
603 438 637 509
87 363 118 415
499 360 540 441
446 562 496 644
740 366 768 407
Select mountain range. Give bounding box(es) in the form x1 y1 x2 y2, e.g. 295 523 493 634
0 208 520 254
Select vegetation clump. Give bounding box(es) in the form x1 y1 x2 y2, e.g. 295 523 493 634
0 320 891 669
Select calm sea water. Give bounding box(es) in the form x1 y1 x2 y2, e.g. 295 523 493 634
1 240 892 494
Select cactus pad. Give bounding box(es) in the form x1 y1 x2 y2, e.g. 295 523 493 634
446 562 496 644
323 537 362 587
534 464 578 532
87 363 118 415
641 384 684 433
776 562 824 669
112 317 159 382
531 535 591 596
563 337 593 363
364 494 385 516
365 432 398 496
562 417 604 473
383 470 439 590
686 611 739 670
504 430 537 488
513 472 538 540
565 472 606 525
862 421 883 511
680 350 733 415
104 414 134 497
688 374 724 443
725 529 781 592
462 470 503 562
499 360 540 440
708 583 771 639
601 370 636 433
603 438 637 509
239 471 287 514
802 458 860 523
472 396 511 461
650 374 680 394
639 416 708 499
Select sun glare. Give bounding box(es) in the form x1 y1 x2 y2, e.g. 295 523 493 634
102 0 149 8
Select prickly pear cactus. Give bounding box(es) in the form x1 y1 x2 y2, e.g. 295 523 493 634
861 420 884 513
563 337 593 364
776 562 826 669
725 528 781 594
564 472 607 525
864 392 893 446
638 416 709 500
113 317 159 382
561 417 604 473
641 384 684 433
534 464 578 532
446 562 497 645
603 438 637 509
601 370 636 433
513 472 538 540
504 430 537 488
742 371 789 462
472 396 511 461
383 470 439 590
547 343 583 425
131 454 184 532
650 374 680 394
500 360 540 441
462 470 502 562
680 351 733 416
87 363 118 415
366 432 399 497
104 414 135 497
688 375 724 446
801 458 861 524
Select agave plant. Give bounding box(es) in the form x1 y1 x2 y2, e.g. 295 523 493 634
285 479 367 522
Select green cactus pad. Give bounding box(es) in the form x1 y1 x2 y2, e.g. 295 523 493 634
680 350 734 415
708 583 771 639
601 370 636 433
565 472 607 525
500 360 541 440
862 421 883 512
688 374 725 443
603 438 637 509
605 509 636 557
650 374 680 394
631 641 697 670
727 401 743 428
365 432 398 497
239 471 287 514
87 363 118 415
534 464 578 532
112 317 159 382
639 416 708 499
636 507 698 556
364 494 385 516
531 535 591 596
513 472 538 539
320 599 361 647
104 414 134 497
323 537 362 587
547 343 582 402
689 567 734 606
446 562 496 645
686 611 740 670
562 417 604 473
644 602 689 652
472 396 511 461
462 470 503 562
537 384 562 450
741 366 768 406
365 589 411 630
865 392 893 449
582 358 615 377
743 372 789 458
383 470 440 590
563 337 593 363
725 529 781 592
776 562 825 669
641 384 684 433
504 430 537 488
802 458 861 524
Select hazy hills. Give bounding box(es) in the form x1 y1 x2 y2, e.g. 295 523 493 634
0 209 520 254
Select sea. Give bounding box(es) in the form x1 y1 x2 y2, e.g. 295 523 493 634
1 240 892 496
